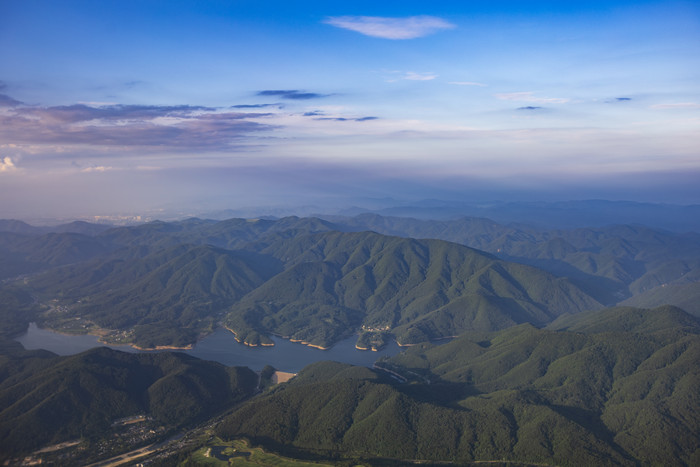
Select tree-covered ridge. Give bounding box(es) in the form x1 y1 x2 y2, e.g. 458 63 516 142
226 231 601 348
0 346 258 461
217 306 700 466
4 221 602 349
2 214 699 349
27 244 282 348
333 214 700 308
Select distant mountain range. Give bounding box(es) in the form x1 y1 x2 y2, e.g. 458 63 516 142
1 211 699 465
2 213 699 348
331 199 700 232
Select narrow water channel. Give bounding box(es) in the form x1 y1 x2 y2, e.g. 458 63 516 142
16 323 404 373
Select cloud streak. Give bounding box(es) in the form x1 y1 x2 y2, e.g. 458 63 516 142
0 94 23 107
449 81 487 87
314 116 379 122
0 99 277 151
651 102 700 109
257 90 328 100
385 71 438 82
495 91 569 104
324 15 455 40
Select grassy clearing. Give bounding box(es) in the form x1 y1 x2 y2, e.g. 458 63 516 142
188 438 336 467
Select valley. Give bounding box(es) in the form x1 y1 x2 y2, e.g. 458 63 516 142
1 213 699 466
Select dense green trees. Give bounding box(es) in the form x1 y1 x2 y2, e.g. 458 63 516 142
217 306 700 466
0 346 257 461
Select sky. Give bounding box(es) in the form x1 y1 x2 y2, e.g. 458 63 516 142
0 0 699 219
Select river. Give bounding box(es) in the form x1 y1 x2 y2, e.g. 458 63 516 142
15 323 403 373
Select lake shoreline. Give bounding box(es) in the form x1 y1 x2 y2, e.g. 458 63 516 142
16 323 405 373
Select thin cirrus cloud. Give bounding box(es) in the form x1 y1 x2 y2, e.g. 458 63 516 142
257 90 329 100
314 116 379 122
495 91 570 104
17 103 217 123
0 93 23 107
323 15 455 40
385 71 438 83
231 103 283 109
651 102 700 109
0 97 276 151
81 166 113 173
449 81 487 87
402 72 438 81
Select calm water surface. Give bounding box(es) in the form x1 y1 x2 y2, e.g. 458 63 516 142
16 323 403 372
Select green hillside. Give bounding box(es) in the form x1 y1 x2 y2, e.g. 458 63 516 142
12 227 601 349
226 231 601 348
0 286 42 339
217 306 700 466
0 231 114 280
97 215 338 251
28 244 282 348
619 281 700 317
333 214 700 306
0 346 258 461
547 304 700 333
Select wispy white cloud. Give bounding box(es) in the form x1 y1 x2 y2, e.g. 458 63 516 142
385 71 438 82
449 81 487 87
81 165 113 173
0 100 277 151
494 91 570 104
403 72 438 81
323 15 455 40
651 102 700 109
0 156 16 172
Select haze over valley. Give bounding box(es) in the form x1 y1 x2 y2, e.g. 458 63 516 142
1 0 698 465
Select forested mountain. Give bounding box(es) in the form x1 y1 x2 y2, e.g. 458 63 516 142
28 244 282 348
0 345 257 462
217 305 700 466
0 231 115 280
0 214 698 466
339 199 700 232
15 226 601 349
330 214 700 308
227 231 601 348
2 214 699 349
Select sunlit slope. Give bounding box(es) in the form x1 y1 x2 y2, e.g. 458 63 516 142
218 306 700 466
337 214 700 305
227 231 601 347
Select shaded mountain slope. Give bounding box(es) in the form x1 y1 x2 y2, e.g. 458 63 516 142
0 231 115 280
0 346 258 461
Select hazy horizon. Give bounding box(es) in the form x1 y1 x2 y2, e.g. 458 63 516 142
1 0 698 219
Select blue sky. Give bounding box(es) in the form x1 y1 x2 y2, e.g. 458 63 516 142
0 0 698 218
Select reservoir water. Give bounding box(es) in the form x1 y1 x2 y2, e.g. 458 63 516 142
16 323 403 373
